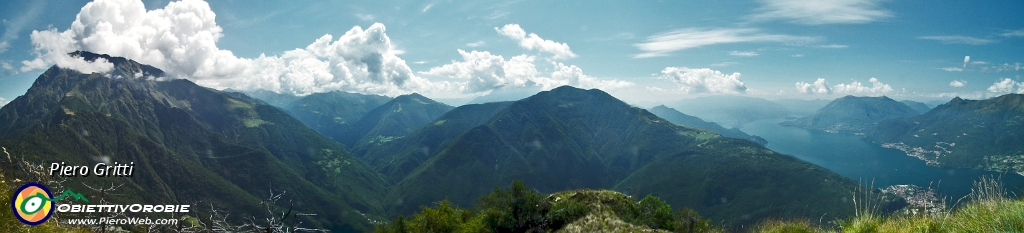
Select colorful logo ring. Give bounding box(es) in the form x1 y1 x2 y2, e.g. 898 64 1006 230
11 182 54 226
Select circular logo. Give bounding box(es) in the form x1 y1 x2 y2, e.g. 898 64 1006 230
11 182 54 226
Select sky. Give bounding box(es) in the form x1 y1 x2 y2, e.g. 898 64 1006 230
0 0 1022 107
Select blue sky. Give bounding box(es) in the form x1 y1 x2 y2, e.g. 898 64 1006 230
1 0 1022 106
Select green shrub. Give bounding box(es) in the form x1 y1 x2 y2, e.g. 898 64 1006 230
375 199 485 233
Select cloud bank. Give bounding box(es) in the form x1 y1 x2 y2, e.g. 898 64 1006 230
20 0 441 96
420 50 631 93
16 0 634 97
660 67 746 94
796 78 831 94
832 77 893 95
19 0 636 98
420 50 538 93
795 77 894 96
987 78 1024 94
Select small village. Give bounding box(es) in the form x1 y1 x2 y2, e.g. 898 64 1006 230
882 184 946 215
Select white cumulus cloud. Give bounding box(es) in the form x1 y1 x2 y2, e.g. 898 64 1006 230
659 67 746 94
796 78 831 94
750 0 892 25
20 0 446 97
940 67 964 72
832 77 893 95
496 24 577 60
949 79 966 87
987 78 1024 94
0 97 8 107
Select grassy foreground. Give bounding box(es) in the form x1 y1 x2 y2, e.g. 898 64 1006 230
755 176 1023 233
380 177 1021 233
755 197 1023 233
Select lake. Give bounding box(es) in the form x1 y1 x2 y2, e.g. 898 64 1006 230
740 118 1024 204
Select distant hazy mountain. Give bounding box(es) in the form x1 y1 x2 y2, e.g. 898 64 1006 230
340 93 454 149
670 95 791 127
373 86 898 226
867 95 1024 175
0 52 388 232
225 88 302 108
284 91 392 144
900 100 932 114
926 99 951 108
772 98 833 117
782 95 920 134
466 86 543 104
648 105 767 145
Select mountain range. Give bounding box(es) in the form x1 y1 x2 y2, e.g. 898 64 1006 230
283 91 453 153
365 86 901 226
0 52 907 231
